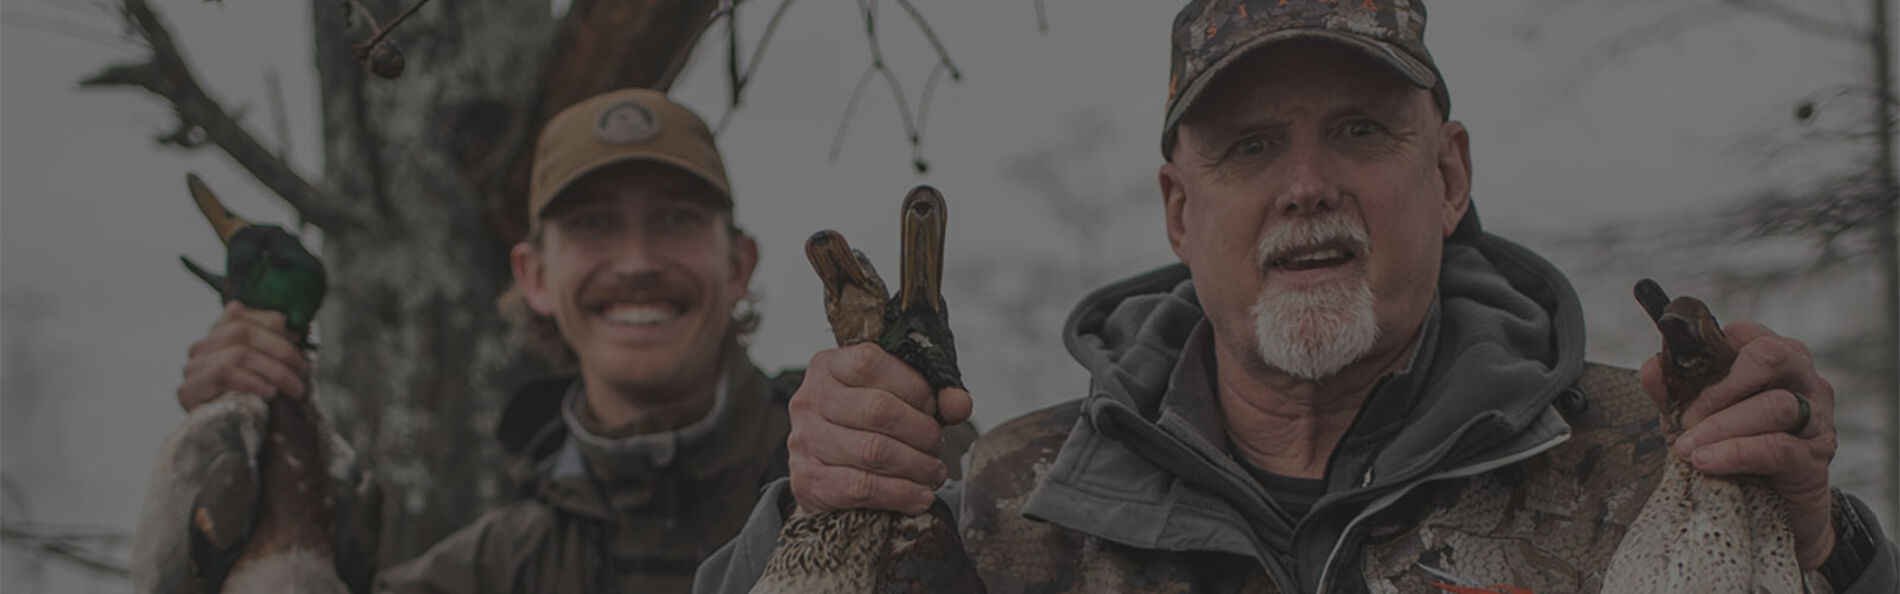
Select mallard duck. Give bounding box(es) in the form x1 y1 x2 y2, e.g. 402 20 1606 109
132 174 352 594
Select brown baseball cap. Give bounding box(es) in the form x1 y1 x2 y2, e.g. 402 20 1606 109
1161 0 1451 158
529 89 732 222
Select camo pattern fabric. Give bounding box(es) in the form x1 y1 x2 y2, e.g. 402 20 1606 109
1168 0 1433 106
1355 364 1669 593
957 364 1675 594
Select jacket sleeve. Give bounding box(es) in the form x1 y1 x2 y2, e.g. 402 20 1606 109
1834 491 1898 594
692 478 967 594
372 503 552 594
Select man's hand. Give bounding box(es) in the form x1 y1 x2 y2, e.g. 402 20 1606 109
1638 320 1837 568
176 301 311 412
787 343 974 516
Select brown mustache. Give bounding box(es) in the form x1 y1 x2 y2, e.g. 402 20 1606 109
577 275 693 310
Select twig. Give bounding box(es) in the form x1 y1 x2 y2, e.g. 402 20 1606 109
1723 0 1861 41
82 0 358 232
892 0 961 80
1569 6 1741 89
0 526 131 578
716 0 798 134
826 0 943 172
351 0 432 59
727 7 741 105
1 9 139 51
830 66 880 160
876 66 918 144
1033 0 1048 33
265 68 292 162
658 0 737 94
346 0 381 31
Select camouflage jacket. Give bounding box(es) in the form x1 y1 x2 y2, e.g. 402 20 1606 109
372 344 979 594
960 362 1651 593
373 347 800 594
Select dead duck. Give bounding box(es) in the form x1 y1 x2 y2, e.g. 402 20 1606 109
1600 279 1825 593
131 174 352 594
751 187 986 594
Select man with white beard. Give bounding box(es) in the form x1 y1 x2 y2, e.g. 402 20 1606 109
695 1 1897 592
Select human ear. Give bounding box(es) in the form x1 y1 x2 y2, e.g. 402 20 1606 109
1160 161 1192 260
1437 120 1473 236
511 242 558 315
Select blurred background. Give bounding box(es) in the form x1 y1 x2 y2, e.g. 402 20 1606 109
3 0 1895 590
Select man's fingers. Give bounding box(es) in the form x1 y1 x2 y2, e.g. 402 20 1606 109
937 387 973 426
1677 390 1831 457
181 345 307 406
790 423 948 488
1687 432 1832 491
1637 356 1666 412
221 300 290 331
1679 335 1821 429
789 463 937 516
1719 320 1789 348
193 318 312 378
815 386 945 456
820 344 936 416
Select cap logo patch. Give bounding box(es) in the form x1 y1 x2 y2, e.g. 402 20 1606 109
593 101 661 145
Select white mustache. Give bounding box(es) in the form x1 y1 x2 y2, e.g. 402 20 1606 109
1253 215 1369 269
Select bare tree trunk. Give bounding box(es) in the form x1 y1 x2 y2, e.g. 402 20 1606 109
307 0 554 564
1867 0 1899 534
302 0 726 564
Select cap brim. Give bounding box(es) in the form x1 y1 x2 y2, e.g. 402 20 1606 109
534 152 733 220
1162 30 1440 142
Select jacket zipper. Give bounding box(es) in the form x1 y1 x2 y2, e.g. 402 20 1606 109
1312 411 1571 593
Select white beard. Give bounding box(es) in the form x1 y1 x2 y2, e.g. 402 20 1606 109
1249 215 1380 382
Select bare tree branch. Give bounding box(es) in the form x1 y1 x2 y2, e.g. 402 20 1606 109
715 0 797 134
825 0 953 173
830 66 880 160
265 67 291 162
892 0 961 81
0 525 130 578
81 0 359 232
350 0 433 60
1723 0 1861 41
1 8 138 50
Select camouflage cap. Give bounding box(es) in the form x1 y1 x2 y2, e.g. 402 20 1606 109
1162 0 1451 157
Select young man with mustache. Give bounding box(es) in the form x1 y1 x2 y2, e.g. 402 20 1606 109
695 2 1897 592
169 89 973 593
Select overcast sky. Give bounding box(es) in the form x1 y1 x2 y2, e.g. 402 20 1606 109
1 0 1885 589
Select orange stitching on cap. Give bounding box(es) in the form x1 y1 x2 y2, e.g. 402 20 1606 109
1363 0 1378 8
1206 23 1218 39
1238 4 1247 18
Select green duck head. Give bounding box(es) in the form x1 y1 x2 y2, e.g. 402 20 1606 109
185 173 328 343
226 225 327 338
